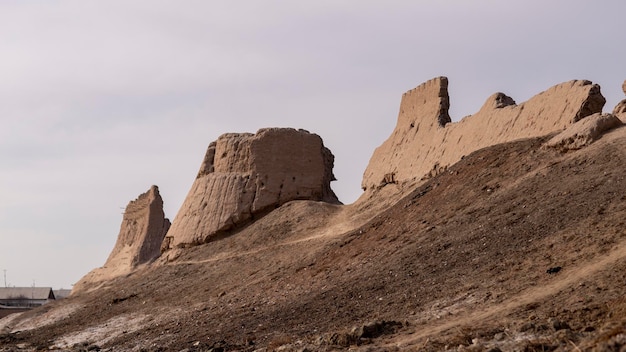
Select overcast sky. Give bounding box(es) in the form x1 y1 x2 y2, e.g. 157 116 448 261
1 1 625 290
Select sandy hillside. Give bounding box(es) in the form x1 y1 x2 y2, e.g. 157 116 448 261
3 123 626 351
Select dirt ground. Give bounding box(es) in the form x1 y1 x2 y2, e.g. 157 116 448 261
3 126 626 351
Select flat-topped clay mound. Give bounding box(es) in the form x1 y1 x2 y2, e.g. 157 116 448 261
162 128 340 250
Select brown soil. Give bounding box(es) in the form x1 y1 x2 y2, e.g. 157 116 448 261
3 127 626 351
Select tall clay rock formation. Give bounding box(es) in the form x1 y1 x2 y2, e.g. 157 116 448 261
105 185 171 268
73 186 170 293
162 128 339 249
361 77 606 191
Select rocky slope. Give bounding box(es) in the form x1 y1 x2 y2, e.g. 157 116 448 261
2 78 626 352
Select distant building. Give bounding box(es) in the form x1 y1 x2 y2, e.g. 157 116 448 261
0 287 56 308
53 289 72 299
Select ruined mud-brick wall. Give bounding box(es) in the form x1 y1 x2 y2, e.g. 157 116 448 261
104 185 171 268
163 128 339 249
361 76 605 191
73 185 170 293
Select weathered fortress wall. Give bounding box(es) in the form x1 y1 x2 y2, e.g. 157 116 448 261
75 77 625 293
104 185 171 268
162 128 339 249
74 129 339 292
73 186 170 293
361 77 606 191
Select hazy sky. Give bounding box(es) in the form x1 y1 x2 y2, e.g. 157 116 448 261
1 1 625 290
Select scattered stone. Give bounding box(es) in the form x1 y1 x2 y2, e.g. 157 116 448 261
357 320 403 339
519 322 535 332
547 266 562 274
535 324 550 332
550 318 571 331
322 320 403 347
110 293 138 305
555 327 578 342
597 332 626 351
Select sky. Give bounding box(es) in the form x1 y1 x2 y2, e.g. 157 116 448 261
1 1 625 290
